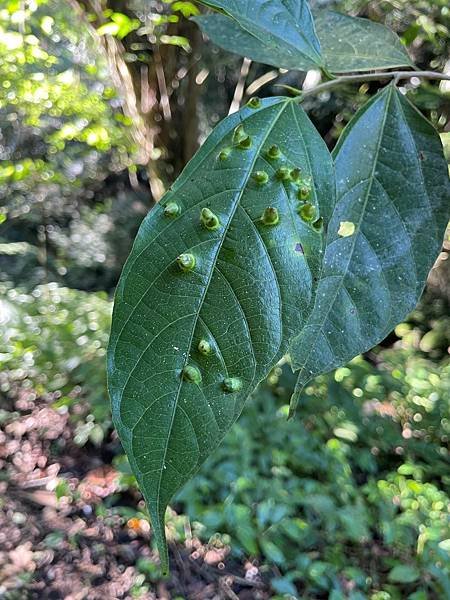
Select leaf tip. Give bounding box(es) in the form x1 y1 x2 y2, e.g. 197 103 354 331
146 502 171 576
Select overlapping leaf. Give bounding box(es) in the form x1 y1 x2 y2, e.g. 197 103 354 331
313 10 412 73
195 0 322 70
107 97 334 572
289 86 450 414
195 7 412 73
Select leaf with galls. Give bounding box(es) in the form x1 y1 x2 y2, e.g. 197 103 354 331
107 97 334 574
289 86 450 416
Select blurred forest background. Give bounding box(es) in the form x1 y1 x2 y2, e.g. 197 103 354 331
0 0 449 599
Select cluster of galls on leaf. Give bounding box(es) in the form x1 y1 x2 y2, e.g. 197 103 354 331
221 117 321 232
159 101 325 397
162 186 245 395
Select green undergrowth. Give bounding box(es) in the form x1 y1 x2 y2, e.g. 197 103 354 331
1 283 449 598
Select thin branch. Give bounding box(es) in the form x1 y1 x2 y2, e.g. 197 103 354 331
229 57 252 114
246 69 279 96
300 70 450 98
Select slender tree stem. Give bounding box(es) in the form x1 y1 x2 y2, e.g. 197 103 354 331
300 70 450 98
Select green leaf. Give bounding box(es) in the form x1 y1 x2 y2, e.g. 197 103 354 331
313 10 413 73
289 86 450 415
388 564 420 584
194 8 412 74
108 97 334 573
195 0 323 70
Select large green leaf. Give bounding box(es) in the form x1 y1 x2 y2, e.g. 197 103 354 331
313 10 413 73
194 9 412 73
289 85 450 415
107 97 334 572
196 0 323 70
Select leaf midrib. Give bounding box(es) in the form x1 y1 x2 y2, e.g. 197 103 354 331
293 87 394 376
152 100 290 520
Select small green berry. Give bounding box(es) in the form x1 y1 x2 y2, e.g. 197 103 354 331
262 206 279 226
164 202 180 218
266 145 281 160
223 377 243 393
298 203 317 223
247 97 262 109
252 170 269 185
176 253 196 272
276 166 291 181
201 207 220 231
182 365 202 384
198 339 211 355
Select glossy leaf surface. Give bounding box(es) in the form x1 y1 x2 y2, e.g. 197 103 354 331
289 86 450 414
194 10 412 73
195 9 412 73
314 10 413 73
107 97 334 572
196 0 322 70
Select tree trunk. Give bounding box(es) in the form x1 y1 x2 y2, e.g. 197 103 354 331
72 0 202 200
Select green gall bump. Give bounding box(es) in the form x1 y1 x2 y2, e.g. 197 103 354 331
266 145 281 160
182 365 202 384
252 170 269 185
298 184 311 200
262 206 279 226
218 147 231 161
223 377 242 393
290 168 302 183
176 253 196 272
247 96 261 109
298 203 317 223
313 217 324 232
276 166 291 181
201 207 220 231
164 202 180 218
238 135 252 150
198 339 211 355
232 124 246 144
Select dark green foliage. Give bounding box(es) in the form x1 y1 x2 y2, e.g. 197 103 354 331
108 2 450 572
2 282 449 596
109 89 448 569
194 8 412 73
289 86 450 411
2 0 450 592
108 97 334 572
196 0 322 70
177 327 450 597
